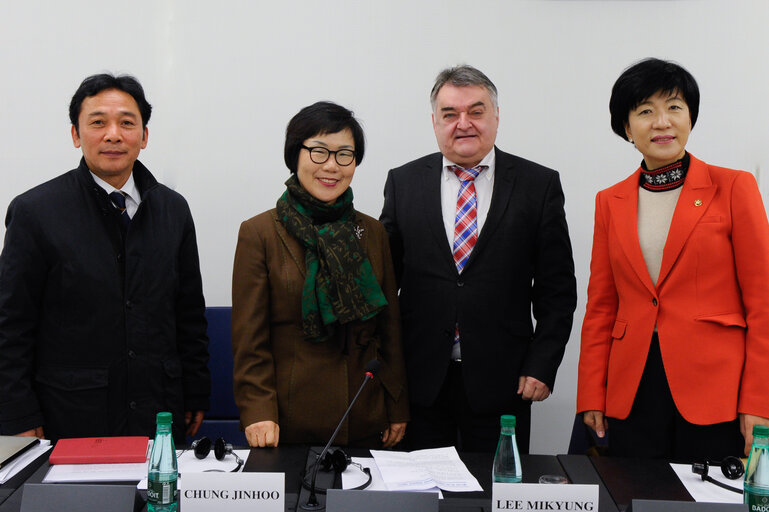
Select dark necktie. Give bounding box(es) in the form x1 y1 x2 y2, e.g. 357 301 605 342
109 191 131 233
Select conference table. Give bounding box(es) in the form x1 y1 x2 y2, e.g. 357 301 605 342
0 445 701 512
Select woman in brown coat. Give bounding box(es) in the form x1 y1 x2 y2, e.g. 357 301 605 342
232 102 408 449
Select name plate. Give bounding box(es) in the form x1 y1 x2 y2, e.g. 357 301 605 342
326 489 439 512
631 500 748 512
181 472 284 512
492 483 599 511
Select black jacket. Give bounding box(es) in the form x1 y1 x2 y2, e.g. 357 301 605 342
0 159 210 441
380 148 577 413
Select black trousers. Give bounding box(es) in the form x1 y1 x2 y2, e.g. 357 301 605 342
407 361 531 454
608 333 743 462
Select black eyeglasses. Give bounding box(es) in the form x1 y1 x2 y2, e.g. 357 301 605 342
301 145 356 166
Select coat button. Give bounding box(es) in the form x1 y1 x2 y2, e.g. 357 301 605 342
125 300 132 309
652 298 658 306
129 401 137 410
457 280 464 287
128 350 136 359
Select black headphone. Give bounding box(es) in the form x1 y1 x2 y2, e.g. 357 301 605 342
191 436 244 472
301 448 372 494
691 456 744 494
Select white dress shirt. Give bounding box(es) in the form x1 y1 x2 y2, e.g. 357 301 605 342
91 171 142 219
440 149 496 249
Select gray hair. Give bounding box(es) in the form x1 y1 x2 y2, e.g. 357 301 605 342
430 65 499 111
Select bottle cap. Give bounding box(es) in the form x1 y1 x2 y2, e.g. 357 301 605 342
500 415 516 428
156 412 173 424
754 425 769 437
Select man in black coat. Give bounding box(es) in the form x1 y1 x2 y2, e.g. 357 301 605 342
0 74 210 443
380 65 576 452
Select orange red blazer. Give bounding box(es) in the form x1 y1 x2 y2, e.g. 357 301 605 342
577 154 769 424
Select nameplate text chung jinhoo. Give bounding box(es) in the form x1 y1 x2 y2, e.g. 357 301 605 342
181 472 284 512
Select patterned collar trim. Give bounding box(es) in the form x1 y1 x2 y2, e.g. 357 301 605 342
639 153 689 192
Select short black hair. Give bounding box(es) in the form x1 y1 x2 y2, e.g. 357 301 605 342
609 58 699 141
69 73 152 134
284 101 365 173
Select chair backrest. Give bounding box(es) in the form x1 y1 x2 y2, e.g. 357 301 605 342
188 306 247 446
204 306 238 418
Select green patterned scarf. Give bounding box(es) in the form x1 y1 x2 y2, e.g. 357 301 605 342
276 174 387 342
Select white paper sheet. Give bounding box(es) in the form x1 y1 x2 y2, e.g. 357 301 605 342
176 448 248 473
670 463 743 503
0 440 52 484
370 447 482 492
43 461 148 483
45 446 250 486
342 457 444 497
136 449 250 490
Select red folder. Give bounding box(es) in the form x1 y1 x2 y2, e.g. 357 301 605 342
49 436 149 464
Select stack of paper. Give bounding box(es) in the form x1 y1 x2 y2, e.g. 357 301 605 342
366 447 482 493
43 460 148 483
43 447 249 486
0 439 52 484
44 439 147 483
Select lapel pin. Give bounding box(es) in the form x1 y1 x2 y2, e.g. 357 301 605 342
694 199 703 207
354 225 364 239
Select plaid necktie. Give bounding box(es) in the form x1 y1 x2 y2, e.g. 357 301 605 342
109 191 131 234
452 165 485 272
452 165 486 349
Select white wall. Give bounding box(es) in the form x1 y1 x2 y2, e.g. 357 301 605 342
2 0 767 454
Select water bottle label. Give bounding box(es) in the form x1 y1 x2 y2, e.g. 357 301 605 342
747 493 769 512
148 478 177 505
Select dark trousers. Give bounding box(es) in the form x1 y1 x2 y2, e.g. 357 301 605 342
407 361 531 454
608 333 743 462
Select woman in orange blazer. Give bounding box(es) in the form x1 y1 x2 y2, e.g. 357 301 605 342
577 58 769 460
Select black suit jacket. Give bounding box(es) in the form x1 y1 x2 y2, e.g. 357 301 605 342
380 148 576 413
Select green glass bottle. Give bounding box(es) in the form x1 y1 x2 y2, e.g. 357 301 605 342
147 412 178 512
492 415 522 483
744 425 769 510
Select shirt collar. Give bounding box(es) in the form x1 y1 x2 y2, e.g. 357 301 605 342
90 171 140 203
442 149 495 182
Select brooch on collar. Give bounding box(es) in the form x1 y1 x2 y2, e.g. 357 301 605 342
354 225 365 239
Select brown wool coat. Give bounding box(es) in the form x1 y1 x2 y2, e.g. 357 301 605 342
232 208 408 446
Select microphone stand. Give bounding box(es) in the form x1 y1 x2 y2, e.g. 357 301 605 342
300 369 376 510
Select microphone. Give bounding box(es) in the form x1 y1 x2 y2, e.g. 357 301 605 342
300 359 380 510
364 359 380 379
